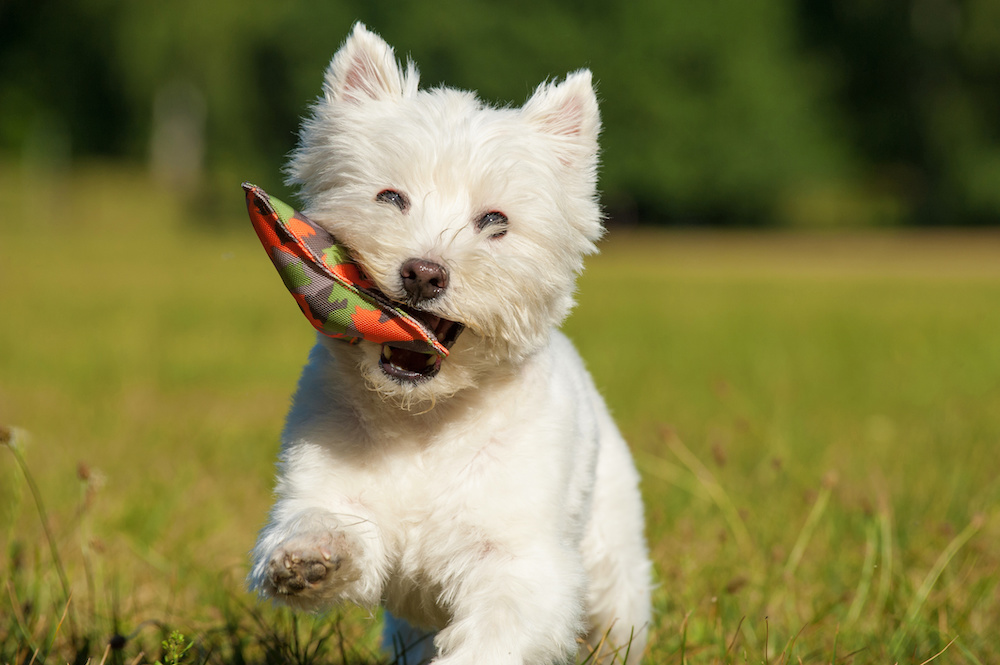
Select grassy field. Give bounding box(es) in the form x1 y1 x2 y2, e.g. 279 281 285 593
1 165 999 664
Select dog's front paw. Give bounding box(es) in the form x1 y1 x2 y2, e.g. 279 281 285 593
263 531 361 608
268 547 334 595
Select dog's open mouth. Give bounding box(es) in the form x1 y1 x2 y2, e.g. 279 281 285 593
379 310 464 383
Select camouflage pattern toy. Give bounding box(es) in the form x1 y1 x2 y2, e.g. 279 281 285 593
242 182 450 356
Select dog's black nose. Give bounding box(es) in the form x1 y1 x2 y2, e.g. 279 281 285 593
400 259 449 303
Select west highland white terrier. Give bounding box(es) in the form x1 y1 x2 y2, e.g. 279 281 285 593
247 23 652 665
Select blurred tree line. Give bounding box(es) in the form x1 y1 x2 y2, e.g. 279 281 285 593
1 0 998 226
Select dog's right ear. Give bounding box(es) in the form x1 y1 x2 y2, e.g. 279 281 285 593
323 23 419 103
522 70 601 170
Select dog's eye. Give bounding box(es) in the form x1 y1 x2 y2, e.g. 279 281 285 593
476 211 508 239
376 189 409 212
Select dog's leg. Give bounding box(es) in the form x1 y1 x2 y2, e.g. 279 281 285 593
580 424 652 665
429 541 585 665
248 506 386 611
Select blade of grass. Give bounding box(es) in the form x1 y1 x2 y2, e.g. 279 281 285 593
845 519 878 625
622 625 635 665
47 592 74 657
784 473 836 578
890 515 984 651
778 623 808 665
6 579 36 653
96 642 112 665
764 616 769 665
580 623 613 665
917 636 958 665
726 616 745 657
660 426 755 558
679 611 690 665
955 637 986 665
874 486 894 617
635 452 711 502
2 427 76 639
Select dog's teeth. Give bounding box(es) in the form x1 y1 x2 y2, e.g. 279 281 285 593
382 346 392 360
425 354 437 367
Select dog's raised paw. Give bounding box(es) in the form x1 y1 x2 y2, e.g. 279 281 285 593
270 550 334 593
264 531 360 605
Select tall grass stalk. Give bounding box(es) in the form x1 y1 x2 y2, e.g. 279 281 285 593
659 427 755 558
844 520 878 625
917 637 958 665
889 514 984 652
725 617 745 658
783 474 834 579
875 492 895 618
2 426 77 642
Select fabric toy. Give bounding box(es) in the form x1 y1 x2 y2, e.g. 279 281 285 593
242 182 449 356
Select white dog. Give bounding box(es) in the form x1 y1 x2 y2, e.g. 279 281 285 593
248 23 652 665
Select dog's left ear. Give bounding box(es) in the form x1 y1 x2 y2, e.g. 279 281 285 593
323 22 418 103
522 70 601 166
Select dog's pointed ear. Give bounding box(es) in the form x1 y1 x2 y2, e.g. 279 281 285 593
323 23 418 103
522 70 601 164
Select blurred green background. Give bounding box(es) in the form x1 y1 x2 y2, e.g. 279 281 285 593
3 0 1000 226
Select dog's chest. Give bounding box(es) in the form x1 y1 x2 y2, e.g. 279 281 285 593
366 422 523 625
374 416 518 525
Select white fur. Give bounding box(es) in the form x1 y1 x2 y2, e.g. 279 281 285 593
249 23 652 665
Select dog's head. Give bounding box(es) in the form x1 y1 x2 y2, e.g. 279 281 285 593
286 23 603 405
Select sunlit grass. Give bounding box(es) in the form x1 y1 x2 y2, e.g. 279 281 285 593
567 230 1000 662
2 164 999 663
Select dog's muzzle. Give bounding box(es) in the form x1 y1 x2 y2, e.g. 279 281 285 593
242 183 464 378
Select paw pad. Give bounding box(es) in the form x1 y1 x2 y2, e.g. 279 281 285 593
269 549 341 595
262 531 360 603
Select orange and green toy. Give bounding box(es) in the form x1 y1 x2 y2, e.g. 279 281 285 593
242 182 449 356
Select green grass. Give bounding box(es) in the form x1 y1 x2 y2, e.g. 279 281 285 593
2 165 999 664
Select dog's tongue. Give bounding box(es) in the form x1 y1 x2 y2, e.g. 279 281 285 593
242 182 449 356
